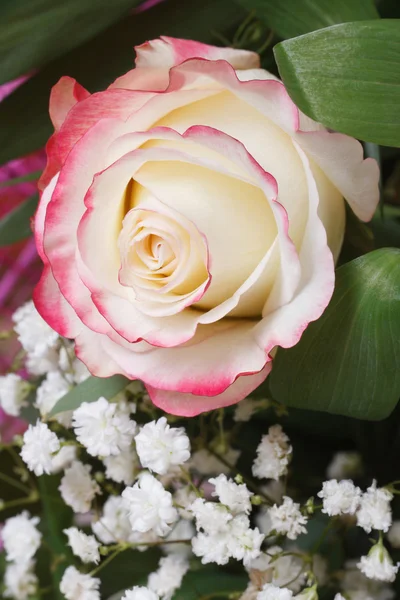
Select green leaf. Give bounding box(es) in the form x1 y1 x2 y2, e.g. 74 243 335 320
0 0 246 166
274 20 400 147
0 0 142 85
0 170 41 188
49 374 129 416
38 475 74 599
235 0 378 39
172 567 247 600
269 248 400 420
0 194 37 246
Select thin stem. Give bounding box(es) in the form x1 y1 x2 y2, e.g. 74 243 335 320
0 492 39 513
200 593 242 600
0 472 32 494
90 547 125 576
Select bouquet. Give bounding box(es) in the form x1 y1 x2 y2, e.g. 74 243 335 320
0 1 399 599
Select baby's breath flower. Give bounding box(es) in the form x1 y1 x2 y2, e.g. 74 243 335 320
20 420 60 476
209 474 253 514
148 555 189 600
122 472 178 537
0 373 30 416
268 496 308 540
59 566 100 600
135 417 190 475
2 512 41 563
357 481 392 533
73 397 136 458
252 425 292 481
59 461 100 513
318 480 361 516
358 541 398 583
63 527 100 564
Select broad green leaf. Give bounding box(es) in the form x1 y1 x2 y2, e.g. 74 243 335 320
0 0 142 85
38 475 74 599
0 0 246 166
235 0 378 40
173 567 247 600
274 20 400 147
269 248 400 420
49 374 129 416
0 194 37 246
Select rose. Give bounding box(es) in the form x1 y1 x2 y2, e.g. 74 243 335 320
34 37 379 416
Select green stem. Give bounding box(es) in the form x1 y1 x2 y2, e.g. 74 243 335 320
0 492 39 512
0 471 32 494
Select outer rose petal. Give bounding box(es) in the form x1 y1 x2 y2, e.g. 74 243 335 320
135 36 260 70
146 364 272 417
34 267 82 339
49 76 90 131
296 130 379 222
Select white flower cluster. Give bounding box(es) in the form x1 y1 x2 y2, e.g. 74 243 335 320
0 302 90 421
318 479 393 533
2 512 41 599
12 300 60 376
0 373 30 417
190 475 264 566
267 496 308 540
252 425 292 480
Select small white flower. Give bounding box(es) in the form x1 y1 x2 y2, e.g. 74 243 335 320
257 583 293 600
20 420 60 476
192 514 264 566
122 472 178 537
190 447 241 475
226 514 264 565
59 461 100 513
13 301 59 354
2 512 41 563
333 595 346 600
122 587 159 600
13 300 60 375
148 555 189 600
387 520 400 548
92 496 135 545
73 397 136 457
209 474 253 514
268 496 308 540
0 373 29 416
103 447 139 485
327 451 363 480
63 527 100 564
357 481 392 533
50 444 77 473
190 497 232 534
318 480 361 516
4 560 38 600
192 531 231 565
59 566 100 600
358 541 399 583
35 370 72 427
135 417 190 475
252 425 292 481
